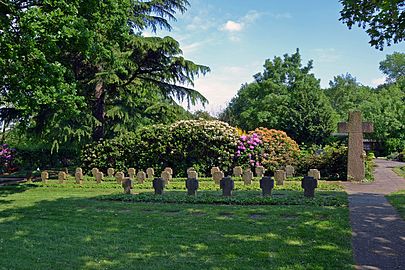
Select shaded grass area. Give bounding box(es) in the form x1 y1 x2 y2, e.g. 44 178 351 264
0 185 353 270
386 190 405 220
393 166 405 178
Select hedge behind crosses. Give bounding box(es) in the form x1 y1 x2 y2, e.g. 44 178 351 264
82 120 239 176
82 121 299 176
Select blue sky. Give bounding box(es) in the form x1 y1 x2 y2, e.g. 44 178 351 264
145 0 405 114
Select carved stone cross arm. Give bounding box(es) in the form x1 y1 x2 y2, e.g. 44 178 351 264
338 122 374 133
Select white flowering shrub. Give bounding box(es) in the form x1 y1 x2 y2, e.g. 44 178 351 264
168 120 239 176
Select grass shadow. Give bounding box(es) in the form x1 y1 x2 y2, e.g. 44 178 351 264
0 189 353 270
0 184 37 197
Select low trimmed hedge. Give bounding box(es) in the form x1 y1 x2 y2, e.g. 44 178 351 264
97 190 347 207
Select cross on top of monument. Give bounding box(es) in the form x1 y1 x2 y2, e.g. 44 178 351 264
338 111 374 181
338 111 374 135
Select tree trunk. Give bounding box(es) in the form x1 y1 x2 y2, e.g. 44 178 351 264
93 81 106 141
1 120 6 144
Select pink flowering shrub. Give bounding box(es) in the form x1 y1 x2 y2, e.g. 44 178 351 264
235 128 300 172
235 133 263 168
0 144 17 174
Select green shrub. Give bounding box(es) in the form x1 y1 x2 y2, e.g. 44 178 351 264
97 191 347 207
167 120 239 176
399 149 405 162
387 149 405 162
82 133 137 173
296 143 348 180
82 120 239 176
13 144 79 170
385 138 405 155
365 152 375 182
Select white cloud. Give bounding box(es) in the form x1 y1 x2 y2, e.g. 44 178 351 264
219 10 262 41
222 20 244 32
371 77 386 86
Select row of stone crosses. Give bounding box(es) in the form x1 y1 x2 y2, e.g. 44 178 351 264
40 165 321 198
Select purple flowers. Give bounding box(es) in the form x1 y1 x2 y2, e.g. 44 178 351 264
235 133 263 168
0 144 16 173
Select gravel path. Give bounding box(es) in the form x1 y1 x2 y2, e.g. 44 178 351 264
343 159 405 270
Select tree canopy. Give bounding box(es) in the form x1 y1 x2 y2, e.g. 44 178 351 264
0 0 209 148
379 52 405 82
220 50 336 145
339 0 405 50
325 73 405 153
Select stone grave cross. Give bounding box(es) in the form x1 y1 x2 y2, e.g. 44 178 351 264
338 111 373 181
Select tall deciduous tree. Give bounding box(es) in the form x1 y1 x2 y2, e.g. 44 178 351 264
0 0 209 147
325 73 405 153
361 82 405 153
339 0 405 50
379 52 405 82
220 50 336 145
325 73 373 119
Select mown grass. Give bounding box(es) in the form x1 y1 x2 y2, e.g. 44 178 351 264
0 180 353 270
36 176 344 191
386 190 405 220
388 167 405 219
393 166 405 178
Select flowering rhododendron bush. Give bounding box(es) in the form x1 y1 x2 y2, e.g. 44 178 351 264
235 128 300 171
253 128 300 171
83 120 239 176
235 133 263 167
0 144 17 173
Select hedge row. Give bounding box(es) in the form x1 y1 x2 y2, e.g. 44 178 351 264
82 120 301 177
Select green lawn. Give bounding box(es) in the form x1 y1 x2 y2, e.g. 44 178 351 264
393 166 405 178
0 180 354 270
387 190 405 220
389 167 405 219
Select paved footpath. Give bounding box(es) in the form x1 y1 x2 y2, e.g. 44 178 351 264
343 159 405 270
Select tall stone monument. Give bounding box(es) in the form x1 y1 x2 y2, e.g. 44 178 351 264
338 111 373 181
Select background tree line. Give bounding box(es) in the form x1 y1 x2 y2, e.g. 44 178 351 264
0 0 403 168
220 50 405 155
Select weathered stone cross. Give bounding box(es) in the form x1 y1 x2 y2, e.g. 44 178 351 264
338 111 373 181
